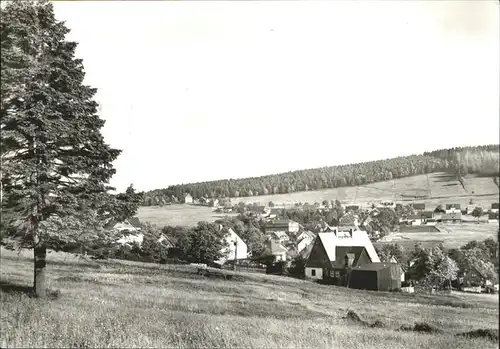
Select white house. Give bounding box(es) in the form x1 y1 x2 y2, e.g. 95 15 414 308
270 240 287 262
116 233 144 246
389 256 406 282
296 230 315 253
184 193 193 204
445 204 461 214
108 217 141 232
216 227 248 265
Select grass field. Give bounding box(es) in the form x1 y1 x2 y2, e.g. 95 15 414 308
377 222 499 249
138 173 499 228
1 247 498 348
137 204 237 227
230 173 499 208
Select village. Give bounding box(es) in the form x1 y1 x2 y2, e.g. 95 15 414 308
111 194 500 295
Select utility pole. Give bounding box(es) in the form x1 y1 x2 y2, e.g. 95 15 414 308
233 240 238 271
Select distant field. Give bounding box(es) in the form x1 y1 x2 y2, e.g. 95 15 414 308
138 173 498 228
230 173 499 208
378 222 499 249
1 247 498 349
137 204 237 227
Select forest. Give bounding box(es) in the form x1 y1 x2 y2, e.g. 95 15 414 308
141 145 499 206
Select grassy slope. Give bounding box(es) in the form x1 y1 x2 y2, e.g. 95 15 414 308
229 172 499 208
376 223 499 249
137 204 237 227
1 248 498 349
137 172 499 230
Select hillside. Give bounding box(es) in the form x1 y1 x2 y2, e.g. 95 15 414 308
137 172 499 227
1 247 499 349
141 145 499 205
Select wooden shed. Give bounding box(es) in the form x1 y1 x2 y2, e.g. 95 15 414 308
348 263 402 291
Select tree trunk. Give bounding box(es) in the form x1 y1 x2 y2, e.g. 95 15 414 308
34 244 47 298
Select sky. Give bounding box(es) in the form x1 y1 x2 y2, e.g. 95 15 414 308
51 1 500 193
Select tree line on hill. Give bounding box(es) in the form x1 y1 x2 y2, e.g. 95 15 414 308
141 145 499 205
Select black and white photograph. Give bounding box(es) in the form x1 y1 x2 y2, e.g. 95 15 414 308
1 0 499 348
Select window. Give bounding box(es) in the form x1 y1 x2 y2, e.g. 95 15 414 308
311 269 316 277
335 271 340 278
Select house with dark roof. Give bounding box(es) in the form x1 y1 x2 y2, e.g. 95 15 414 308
445 204 461 213
270 230 290 243
412 203 426 211
305 230 380 284
491 203 499 213
265 219 299 234
345 205 360 212
439 212 462 223
349 263 403 291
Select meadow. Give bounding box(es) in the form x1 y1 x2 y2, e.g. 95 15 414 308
137 204 237 228
377 222 499 249
138 173 499 228
1 247 498 348
229 173 498 208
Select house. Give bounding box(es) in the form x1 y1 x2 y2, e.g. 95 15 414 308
389 256 406 282
401 214 425 226
491 203 499 213
466 204 478 215
108 217 142 232
270 240 287 262
440 212 462 223
304 229 380 282
215 227 248 265
116 232 144 246
445 204 461 213
297 230 315 253
270 230 290 243
489 211 499 222
208 198 219 207
183 193 193 204
266 219 300 234
378 200 395 209
157 234 173 248
349 263 402 291
345 205 360 212
412 203 426 212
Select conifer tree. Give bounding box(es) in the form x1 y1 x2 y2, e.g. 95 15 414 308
1 0 137 297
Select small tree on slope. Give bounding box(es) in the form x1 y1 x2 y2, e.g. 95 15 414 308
1 1 136 297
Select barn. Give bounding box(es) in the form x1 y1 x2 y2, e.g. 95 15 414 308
349 263 402 291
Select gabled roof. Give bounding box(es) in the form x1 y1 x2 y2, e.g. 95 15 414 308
269 219 296 225
298 230 315 240
273 231 289 238
352 262 399 271
331 246 366 268
441 212 462 220
270 240 287 254
316 231 380 264
128 217 141 228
